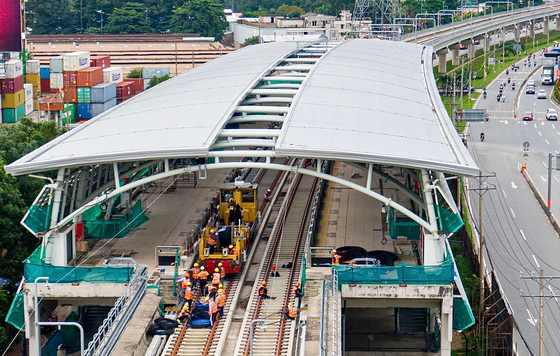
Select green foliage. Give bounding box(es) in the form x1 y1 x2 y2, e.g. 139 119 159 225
277 4 304 16
104 3 155 33
241 10 269 17
148 74 171 88
127 68 144 78
171 0 227 40
243 36 260 46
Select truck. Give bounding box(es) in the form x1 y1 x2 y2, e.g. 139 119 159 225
542 65 555 85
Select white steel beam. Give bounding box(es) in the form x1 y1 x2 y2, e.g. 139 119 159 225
212 139 276 149
229 115 285 124
241 97 293 105
249 89 298 95
218 129 281 138
235 106 290 114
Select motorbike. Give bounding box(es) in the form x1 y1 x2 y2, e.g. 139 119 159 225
480 133 485 142
483 92 487 99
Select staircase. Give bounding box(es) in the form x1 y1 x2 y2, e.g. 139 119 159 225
83 306 112 334
397 308 427 334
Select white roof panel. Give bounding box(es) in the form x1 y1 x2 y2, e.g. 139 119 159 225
276 39 478 176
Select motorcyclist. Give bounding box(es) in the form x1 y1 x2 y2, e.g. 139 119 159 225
506 69 509 75
483 91 487 99
480 132 485 141
508 77 511 84
512 82 515 90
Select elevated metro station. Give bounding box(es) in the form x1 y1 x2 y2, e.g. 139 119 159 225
5 39 479 356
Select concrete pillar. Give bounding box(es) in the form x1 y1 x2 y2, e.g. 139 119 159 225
468 42 475 60
484 34 490 52
441 296 454 356
437 49 448 73
556 16 560 31
530 20 535 38
515 25 520 42
544 18 549 35
450 44 460 66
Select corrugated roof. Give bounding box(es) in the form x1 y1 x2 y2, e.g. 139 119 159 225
5 39 477 176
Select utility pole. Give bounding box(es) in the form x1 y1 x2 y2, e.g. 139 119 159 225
546 153 560 216
460 56 464 108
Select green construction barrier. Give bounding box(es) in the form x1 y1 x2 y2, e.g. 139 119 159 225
130 200 149 228
5 293 24 330
23 204 53 235
453 297 475 331
334 262 454 286
83 200 149 238
435 205 464 234
82 204 104 221
389 207 421 240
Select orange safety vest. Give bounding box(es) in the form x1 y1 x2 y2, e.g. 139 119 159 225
209 300 218 315
219 266 226 279
207 285 217 294
184 271 191 279
192 267 200 279
332 255 340 265
212 272 221 285
288 307 297 318
258 285 266 296
184 288 193 300
181 280 189 289
208 235 216 246
199 270 209 280
217 293 226 307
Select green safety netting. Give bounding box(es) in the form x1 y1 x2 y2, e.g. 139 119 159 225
82 204 104 221
25 246 135 283
435 205 464 234
453 297 475 331
5 293 24 330
84 200 148 238
23 204 53 235
41 330 64 356
334 262 454 285
60 311 81 354
389 207 421 240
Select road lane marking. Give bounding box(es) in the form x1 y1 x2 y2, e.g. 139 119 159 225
556 176 560 183
520 229 526 240
503 189 507 197
556 150 559 154
511 182 517 189
545 140 550 145
543 162 548 168
510 208 516 217
527 309 537 326
554 124 556 129
534 123 538 129
538 131 542 136
541 176 546 182
532 255 540 268
548 286 559 302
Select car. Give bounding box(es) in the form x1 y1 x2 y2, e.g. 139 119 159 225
526 85 535 94
546 108 558 120
527 80 535 87
522 111 534 121
538 90 547 99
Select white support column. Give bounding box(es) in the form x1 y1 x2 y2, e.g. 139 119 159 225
544 18 549 35
440 294 454 356
113 163 121 189
437 49 448 74
450 44 460 66
421 169 443 265
45 168 66 265
366 163 373 190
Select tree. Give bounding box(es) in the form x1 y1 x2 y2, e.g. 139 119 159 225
104 3 155 33
277 4 304 17
26 0 76 34
147 74 171 88
171 0 227 41
244 36 260 46
127 68 144 78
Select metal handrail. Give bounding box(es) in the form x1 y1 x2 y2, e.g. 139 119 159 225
332 269 340 356
305 160 331 268
84 264 148 356
320 276 332 356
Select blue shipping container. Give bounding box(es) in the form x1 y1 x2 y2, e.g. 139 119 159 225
91 98 117 117
50 56 63 73
77 104 92 119
142 67 170 79
90 82 117 103
40 67 50 79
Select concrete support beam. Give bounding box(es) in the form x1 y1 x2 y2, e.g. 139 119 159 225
440 295 453 356
544 18 549 35
437 49 448 73
449 44 460 66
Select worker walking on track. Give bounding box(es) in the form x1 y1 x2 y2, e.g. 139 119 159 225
217 288 226 317
184 282 194 310
218 262 226 279
199 266 209 295
212 268 221 288
192 263 201 289
206 297 219 325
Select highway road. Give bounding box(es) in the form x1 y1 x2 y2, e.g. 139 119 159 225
469 52 560 356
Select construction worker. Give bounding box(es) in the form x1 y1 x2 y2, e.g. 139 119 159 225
199 266 209 295
208 229 217 254
178 304 189 323
192 263 201 289
212 268 221 287
218 262 226 279
184 282 194 310
206 297 219 325
263 188 271 202
293 282 302 300
207 283 218 300
217 288 226 317
331 249 340 265
285 302 298 320
229 245 237 256
183 269 192 285
258 280 270 299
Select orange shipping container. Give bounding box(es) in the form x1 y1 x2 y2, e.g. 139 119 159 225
39 103 64 111
77 67 103 87
63 87 78 103
63 71 78 87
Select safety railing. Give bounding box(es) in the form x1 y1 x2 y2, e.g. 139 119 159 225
320 275 332 356
332 269 340 356
333 262 454 285
84 264 148 356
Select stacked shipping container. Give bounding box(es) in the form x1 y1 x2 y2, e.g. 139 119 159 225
1 59 25 123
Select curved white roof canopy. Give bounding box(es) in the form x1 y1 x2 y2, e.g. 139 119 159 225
5 39 478 177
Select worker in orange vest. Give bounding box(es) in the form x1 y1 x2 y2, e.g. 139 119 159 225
331 249 340 265
285 302 298 320
217 288 226 317
207 228 217 254
293 282 302 300
212 268 221 288
206 297 219 324
207 284 218 300
218 262 226 278
229 244 237 256
192 263 201 290
258 280 270 299
178 304 189 323
199 266 209 295
184 281 194 310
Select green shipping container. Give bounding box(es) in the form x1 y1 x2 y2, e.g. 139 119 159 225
2 104 26 123
77 87 91 104
62 103 76 125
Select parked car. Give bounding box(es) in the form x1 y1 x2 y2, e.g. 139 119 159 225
522 111 534 121
538 90 547 99
526 85 535 94
546 108 558 120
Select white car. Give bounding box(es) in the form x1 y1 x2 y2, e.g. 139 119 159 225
538 90 547 99
547 108 558 120
527 79 535 87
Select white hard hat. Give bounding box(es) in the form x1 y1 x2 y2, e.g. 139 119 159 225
201 266 205 270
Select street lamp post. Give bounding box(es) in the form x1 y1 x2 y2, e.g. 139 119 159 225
250 318 266 356
97 9 105 28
